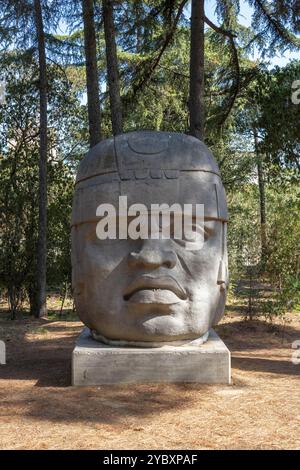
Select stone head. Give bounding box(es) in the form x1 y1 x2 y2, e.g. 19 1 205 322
72 131 228 346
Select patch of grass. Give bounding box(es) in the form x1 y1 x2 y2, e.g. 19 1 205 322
28 326 49 335
47 309 79 322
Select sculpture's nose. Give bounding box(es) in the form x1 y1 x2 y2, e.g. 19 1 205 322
128 239 177 270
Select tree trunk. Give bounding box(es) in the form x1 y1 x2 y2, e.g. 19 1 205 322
59 280 68 317
189 0 205 141
253 127 267 261
34 0 47 318
82 0 102 147
103 0 123 135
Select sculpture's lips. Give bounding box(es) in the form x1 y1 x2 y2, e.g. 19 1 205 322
123 275 187 302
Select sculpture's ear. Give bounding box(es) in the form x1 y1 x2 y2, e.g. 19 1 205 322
217 221 228 291
217 258 227 288
213 257 228 325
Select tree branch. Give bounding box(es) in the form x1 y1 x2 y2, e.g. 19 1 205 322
131 0 188 96
253 0 299 46
204 15 240 127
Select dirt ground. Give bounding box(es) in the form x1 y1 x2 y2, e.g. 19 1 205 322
0 306 299 450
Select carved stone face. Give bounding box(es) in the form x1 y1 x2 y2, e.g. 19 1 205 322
72 132 228 345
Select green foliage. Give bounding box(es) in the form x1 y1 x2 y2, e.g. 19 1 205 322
0 52 85 315
263 182 300 315
227 180 300 320
257 62 300 178
227 184 261 280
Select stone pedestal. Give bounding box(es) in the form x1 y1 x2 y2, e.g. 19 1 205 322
72 327 231 386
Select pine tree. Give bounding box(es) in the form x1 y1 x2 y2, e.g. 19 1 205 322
82 0 102 146
103 0 123 135
33 0 48 317
189 0 205 140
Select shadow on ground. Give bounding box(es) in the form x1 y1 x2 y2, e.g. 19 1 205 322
0 314 299 388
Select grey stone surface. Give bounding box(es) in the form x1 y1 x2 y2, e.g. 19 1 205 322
72 327 231 385
71 131 229 346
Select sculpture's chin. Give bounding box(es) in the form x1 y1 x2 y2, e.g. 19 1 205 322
91 329 210 348
76 297 217 347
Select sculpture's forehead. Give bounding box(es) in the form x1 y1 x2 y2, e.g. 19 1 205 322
72 131 227 227
76 131 221 184
72 173 227 227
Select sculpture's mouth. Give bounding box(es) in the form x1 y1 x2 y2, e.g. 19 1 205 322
123 275 187 303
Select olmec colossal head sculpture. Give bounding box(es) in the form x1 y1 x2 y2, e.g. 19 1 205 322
72 131 228 346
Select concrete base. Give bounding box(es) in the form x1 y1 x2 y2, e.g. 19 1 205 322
72 327 231 386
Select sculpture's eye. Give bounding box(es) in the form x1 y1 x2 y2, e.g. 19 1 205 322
86 226 98 242
173 223 214 251
203 225 215 241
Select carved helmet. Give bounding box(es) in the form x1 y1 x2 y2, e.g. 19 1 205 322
73 131 228 224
